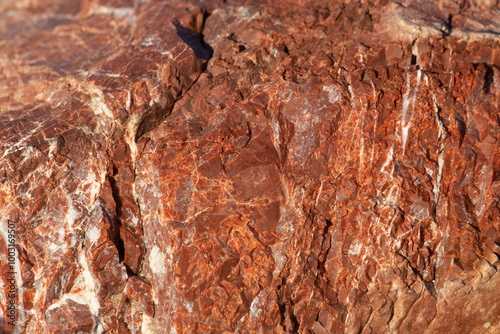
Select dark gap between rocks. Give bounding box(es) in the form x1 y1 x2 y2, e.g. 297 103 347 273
410 54 417 66
290 306 300 333
484 64 494 93
173 15 213 61
277 277 287 330
107 171 126 263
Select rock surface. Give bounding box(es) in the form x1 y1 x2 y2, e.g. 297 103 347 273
0 0 499 333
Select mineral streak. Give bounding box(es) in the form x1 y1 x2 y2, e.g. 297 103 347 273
0 0 499 333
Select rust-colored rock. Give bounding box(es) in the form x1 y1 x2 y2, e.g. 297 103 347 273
1 0 500 333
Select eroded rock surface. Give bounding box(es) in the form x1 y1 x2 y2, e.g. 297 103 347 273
0 0 499 333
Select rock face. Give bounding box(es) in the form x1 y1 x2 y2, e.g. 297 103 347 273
0 0 499 333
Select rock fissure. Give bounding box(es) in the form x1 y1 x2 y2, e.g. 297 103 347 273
107 172 127 264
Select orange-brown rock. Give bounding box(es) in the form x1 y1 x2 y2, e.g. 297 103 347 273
0 0 499 333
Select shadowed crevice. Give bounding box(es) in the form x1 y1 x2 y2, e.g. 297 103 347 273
173 17 213 61
107 172 126 263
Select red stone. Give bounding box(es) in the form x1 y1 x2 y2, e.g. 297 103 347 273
1 0 500 333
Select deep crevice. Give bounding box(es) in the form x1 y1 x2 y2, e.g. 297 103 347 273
443 14 453 36
410 54 417 66
318 219 333 272
277 277 287 330
484 64 494 93
290 306 300 333
107 172 126 263
173 15 213 61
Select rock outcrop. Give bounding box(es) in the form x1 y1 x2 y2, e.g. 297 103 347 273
0 0 499 333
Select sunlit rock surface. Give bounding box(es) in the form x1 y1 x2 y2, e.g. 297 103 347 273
0 0 499 333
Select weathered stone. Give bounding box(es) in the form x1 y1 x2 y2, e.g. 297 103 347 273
1 0 499 333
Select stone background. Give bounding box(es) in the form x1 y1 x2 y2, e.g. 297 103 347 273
0 0 499 333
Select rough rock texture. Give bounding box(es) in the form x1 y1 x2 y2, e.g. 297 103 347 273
0 0 499 333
